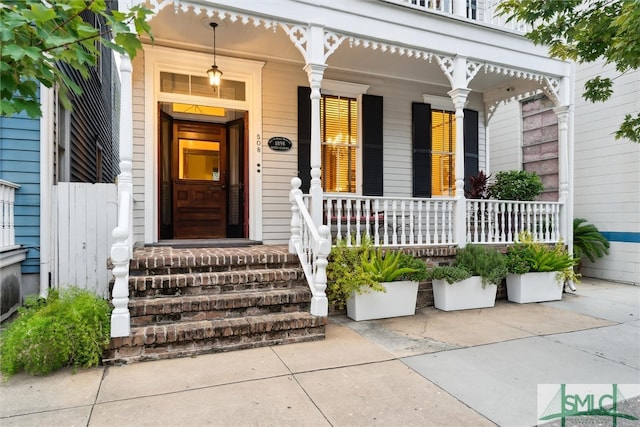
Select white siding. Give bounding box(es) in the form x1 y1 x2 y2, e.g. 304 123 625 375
573 62 640 284
132 52 146 245
487 101 521 174
261 62 308 244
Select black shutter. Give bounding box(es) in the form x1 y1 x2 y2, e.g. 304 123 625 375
297 86 311 193
412 102 431 197
362 94 383 196
463 108 479 194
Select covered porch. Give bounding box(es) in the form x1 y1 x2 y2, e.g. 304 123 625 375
111 0 574 335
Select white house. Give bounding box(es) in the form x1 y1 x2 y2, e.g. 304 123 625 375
105 0 577 349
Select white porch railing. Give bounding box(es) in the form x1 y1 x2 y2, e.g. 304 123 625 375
324 195 456 247
382 0 532 32
290 178 332 317
0 179 20 251
466 199 562 244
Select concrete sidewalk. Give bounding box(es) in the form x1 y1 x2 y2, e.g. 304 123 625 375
1 279 639 426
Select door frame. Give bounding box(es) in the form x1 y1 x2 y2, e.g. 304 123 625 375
143 46 264 243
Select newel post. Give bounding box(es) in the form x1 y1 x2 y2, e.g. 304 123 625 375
110 52 134 338
311 225 331 317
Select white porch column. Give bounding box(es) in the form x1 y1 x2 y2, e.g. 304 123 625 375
554 104 570 245
448 87 471 247
303 25 327 227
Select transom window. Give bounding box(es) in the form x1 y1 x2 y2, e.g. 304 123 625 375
431 109 456 196
321 95 358 193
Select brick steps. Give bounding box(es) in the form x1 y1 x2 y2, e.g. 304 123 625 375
106 245 326 364
106 312 326 363
129 288 312 325
129 268 306 297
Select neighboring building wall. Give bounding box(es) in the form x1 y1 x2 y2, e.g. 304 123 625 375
57 12 119 183
573 62 640 284
0 114 41 284
521 96 558 201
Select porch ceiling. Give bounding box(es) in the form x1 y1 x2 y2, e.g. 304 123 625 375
147 6 523 94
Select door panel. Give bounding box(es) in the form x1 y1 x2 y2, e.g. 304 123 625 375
172 121 227 239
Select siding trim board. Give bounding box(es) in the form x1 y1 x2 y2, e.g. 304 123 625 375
600 232 640 244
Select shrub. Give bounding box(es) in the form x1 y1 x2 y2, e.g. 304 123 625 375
428 244 507 287
0 287 111 377
488 170 544 201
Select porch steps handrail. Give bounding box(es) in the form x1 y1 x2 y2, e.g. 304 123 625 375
289 178 331 317
0 179 20 251
466 199 562 244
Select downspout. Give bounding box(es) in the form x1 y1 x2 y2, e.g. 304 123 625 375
39 85 54 298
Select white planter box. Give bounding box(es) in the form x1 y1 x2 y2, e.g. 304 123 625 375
506 272 563 303
346 280 419 321
432 276 497 311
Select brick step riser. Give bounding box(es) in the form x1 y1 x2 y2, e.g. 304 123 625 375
130 302 312 326
130 261 301 276
105 327 325 364
128 277 307 298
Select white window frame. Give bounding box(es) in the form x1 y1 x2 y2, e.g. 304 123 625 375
321 79 369 195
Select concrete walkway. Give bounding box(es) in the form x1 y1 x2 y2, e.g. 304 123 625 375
1 279 638 426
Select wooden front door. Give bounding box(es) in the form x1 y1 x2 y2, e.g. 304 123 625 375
172 121 227 238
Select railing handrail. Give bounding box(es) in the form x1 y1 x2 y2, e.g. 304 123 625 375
0 179 20 189
290 178 331 317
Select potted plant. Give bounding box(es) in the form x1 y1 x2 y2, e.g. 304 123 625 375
427 244 507 311
505 232 579 303
326 237 428 321
487 170 544 201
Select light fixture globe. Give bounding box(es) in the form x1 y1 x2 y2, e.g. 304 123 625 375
207 65 222 86
207 22 222 87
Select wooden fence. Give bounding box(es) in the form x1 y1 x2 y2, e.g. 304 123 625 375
54 183 117 298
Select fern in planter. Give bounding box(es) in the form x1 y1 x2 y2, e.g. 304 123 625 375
0 287 111 377
506 232 580 282
428 244 507 287
326 237 427 308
